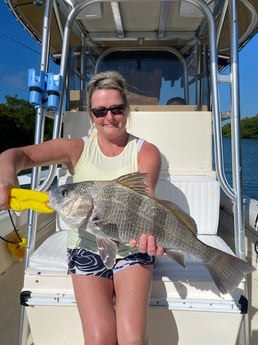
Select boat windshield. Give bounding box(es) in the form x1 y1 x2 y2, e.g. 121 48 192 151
67 44 210 109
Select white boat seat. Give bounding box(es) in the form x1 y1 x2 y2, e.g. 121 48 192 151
25 175 245 313
29 231 68 275
29 174 221 272
155 174 220 235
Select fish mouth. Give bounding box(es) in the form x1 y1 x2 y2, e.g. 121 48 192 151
47 192 54 209
47 200 53 209
47 192 60 211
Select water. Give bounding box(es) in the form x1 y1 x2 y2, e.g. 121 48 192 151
222 137 258 200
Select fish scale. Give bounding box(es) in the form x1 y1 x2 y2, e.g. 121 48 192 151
49 172 255 294
100 185 160 238
91 182 217 260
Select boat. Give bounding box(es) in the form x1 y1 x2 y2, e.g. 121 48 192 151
1 0 258 344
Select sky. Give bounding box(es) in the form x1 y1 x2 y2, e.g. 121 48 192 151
0 1 58 103
0 1 258 118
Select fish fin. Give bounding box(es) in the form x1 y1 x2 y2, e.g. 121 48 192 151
166 249 186 268
155 198 198 235
115 172 148 195
204 247 256 294
96 237 118 269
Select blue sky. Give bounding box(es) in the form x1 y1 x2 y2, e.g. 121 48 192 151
0 1 57 103
0 1 258 118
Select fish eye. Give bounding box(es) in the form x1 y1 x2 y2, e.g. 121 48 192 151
61 189 69 197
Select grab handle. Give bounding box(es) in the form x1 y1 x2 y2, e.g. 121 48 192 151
9 188 54 213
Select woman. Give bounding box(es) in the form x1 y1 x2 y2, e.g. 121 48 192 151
0 71 163 345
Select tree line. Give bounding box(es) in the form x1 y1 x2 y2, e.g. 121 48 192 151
0 96 53 153
0 96 258 154
222 114 258 139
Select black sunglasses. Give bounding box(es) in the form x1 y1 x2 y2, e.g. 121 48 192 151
90 104 126 118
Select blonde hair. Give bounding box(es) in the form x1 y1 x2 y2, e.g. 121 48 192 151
87 71 129 120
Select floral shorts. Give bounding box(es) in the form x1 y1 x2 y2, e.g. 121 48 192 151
67 248 154 279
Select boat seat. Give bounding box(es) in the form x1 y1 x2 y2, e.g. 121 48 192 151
25 174 245 313
156 174 220 235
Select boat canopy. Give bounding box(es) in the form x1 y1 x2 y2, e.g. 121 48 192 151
5 0 258 110
6 0 258 63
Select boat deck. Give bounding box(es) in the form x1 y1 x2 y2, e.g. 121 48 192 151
0 260 24 345
1 238 258 345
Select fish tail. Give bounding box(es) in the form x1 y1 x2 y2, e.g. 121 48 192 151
204 248 255 294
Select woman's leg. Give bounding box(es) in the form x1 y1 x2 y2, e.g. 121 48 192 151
113 264 153 345
72 274 116 345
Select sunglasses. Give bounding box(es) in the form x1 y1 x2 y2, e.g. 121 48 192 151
90 104 126 118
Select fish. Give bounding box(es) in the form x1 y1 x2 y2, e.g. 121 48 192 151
48 172 255 294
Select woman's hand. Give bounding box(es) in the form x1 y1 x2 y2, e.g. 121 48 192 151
0 170 19 210
130 235 165 256
0 183 12 210
0 179 19 210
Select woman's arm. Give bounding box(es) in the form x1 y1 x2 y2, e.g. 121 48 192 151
137 140 161 196
0 137 84 209
130 140 165 256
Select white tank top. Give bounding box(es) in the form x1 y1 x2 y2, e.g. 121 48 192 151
67 132 144 256
73 133 142 182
